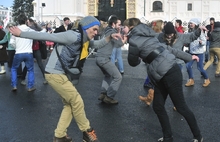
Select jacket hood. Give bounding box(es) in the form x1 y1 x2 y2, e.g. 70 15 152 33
128 24 157 38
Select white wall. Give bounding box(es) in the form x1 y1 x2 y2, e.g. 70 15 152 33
32 0 220 27
136 0 220 25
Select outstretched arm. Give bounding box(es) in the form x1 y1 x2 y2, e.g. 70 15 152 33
90 33 122 49
9 26 78 45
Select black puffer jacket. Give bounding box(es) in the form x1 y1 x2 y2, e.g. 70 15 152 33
127 24 192 82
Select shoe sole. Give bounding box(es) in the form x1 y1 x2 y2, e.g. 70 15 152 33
21 83 26 86
98 94 106 101
28 88 36 92
185 84 194 87
103 100 118 105
203 84 210 87
12 88 17 92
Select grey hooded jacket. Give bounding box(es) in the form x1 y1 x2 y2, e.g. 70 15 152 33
127 24 192 82
20 30 108 74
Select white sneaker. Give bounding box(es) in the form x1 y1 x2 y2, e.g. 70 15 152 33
43 80 48 84
0 70 6 74
21 80 26 85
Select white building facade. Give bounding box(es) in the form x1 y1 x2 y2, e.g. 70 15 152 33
0 5 13 26
32 0 220 27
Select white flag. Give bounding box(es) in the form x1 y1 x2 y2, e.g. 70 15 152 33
3 10 10 29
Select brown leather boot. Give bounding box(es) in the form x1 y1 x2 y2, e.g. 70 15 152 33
139 89 154 106
203 79 210 87
185 79 194 87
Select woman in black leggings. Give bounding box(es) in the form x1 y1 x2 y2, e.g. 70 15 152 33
123 18 204 142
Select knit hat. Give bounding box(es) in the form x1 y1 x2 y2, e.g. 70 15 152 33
163 22 176 34
79 16 100 30
189 18 201 26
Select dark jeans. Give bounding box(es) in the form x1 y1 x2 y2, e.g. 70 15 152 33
152 64 201 139
22 50 45 80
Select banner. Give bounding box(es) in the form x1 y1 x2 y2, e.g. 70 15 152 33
3 10 10 29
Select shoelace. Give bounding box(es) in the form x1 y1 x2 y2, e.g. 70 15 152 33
158 137 164 141
87 130 98 141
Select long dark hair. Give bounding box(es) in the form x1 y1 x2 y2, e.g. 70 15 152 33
188 24 199 33
163 33 177 46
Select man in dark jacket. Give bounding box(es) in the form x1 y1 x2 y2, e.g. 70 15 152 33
54 17 72 33
205 17 218 64
204 21 220 77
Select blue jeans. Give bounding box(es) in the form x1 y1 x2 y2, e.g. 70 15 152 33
22 50 45 80
111 47 124 73
153 64 201 140
186 54 208 79
11 53 35 89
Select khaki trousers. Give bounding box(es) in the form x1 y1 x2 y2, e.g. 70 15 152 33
45 74 90 138
204 47 220 74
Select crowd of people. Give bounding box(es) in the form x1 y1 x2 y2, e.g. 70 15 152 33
0 13 219 142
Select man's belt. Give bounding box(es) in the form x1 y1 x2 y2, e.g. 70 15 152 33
144 47 165 64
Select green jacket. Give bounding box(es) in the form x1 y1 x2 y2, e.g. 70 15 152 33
0 32 15 50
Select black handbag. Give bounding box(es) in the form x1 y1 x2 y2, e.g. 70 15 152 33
55 44 81 85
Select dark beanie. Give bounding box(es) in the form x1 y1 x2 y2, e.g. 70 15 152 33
210 17 215 21
164 22 176 34
79 16 100 30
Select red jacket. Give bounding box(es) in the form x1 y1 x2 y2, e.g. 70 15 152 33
32 40 39 50
175 26 184 33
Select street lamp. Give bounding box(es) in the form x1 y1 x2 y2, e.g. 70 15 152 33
31 0 45 22
41 3 46 21
32 0 40 21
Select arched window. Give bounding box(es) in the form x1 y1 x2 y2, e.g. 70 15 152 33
152 1 163 12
